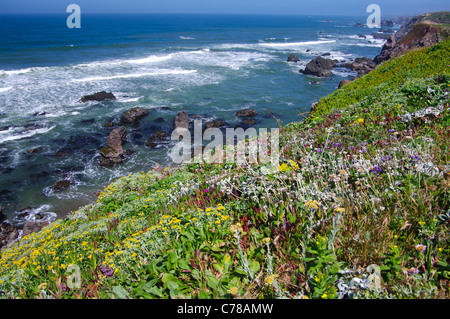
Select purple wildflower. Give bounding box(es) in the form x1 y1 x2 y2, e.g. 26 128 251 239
370 166 383 175
99 264 115 278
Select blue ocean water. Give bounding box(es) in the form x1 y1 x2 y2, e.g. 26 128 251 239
0 14 389 222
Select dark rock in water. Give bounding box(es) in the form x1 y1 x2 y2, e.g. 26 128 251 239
341 57 376 77
104 121 113 128
242 118 256 126
33 112 47 117
205 119 225 129
1 167 14 175
236 109 258 117
173 111 190 130
0 222 18 250
79 118 96 125
357 34 367 39
124 150 134 156
80 91 116 103
26 147 43 154
99 126 127 167
53 180 71 191
309 81 320 85
305 49 311 52
145 131 167 148
338 79 352 89
121 107 149 124
372 32 392 40
53 150 69 157
321 52 331 56
381 19 395 27
154 117 165 123
35 213 43 220
301 56 338 77
287 54 300 62
22 221 49 238
354 22 365 27
132 132 143 140
0 206 4 222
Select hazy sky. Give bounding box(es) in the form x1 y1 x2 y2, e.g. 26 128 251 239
0 0 449 16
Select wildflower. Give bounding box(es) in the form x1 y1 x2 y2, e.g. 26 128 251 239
415 244 427 252
38 283 47 290
334 207 345 213
321 293 328 299
278 163 290 172
305 200 319 210
262 237 271 244
289 159 300 169
265 274 278 285
227 287 238 295
407 267 420 274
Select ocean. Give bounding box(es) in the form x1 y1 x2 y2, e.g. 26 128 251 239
0 14 390 224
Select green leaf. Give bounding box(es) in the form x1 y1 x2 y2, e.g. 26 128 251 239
141 279 158 291
168 251 178 264
198 290 211 299
111 286 130 299
167 280 180 292
207 275 219 290
249 260 260 274
177 259 190 270
162 273 178 284
146 286 164 298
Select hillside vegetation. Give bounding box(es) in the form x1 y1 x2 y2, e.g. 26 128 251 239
0 39 449 299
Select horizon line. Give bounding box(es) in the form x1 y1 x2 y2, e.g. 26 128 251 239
0 12 424 17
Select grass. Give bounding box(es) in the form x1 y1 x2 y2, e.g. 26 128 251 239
0 39 449 299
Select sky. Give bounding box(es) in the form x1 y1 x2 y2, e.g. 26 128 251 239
0 0 449 16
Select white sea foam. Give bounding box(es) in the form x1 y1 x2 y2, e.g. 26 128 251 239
0 86 12 93
0 126 56 144
180 36 195 40
118 97 141 103
259 40 336 48
1 68 32 75
72 69 197 82
126 54 175 64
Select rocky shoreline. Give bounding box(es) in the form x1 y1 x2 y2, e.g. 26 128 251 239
294 12 449 110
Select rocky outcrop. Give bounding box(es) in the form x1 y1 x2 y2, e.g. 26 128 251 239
374 12 449 64
53 180 71 191
236 109 258 117
341 57 377 77
145 131 167 148
22 221 49 238
338 79 352 89
205 119 225 129
99 126 127 167
287 54 300 62
80 91 116 103
0 222 18 250
0 206 5 222
121 107 149 124
300 57 338 77
26 147 43 154
372 32 393 40
381 19 395 27
173 111 190 130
